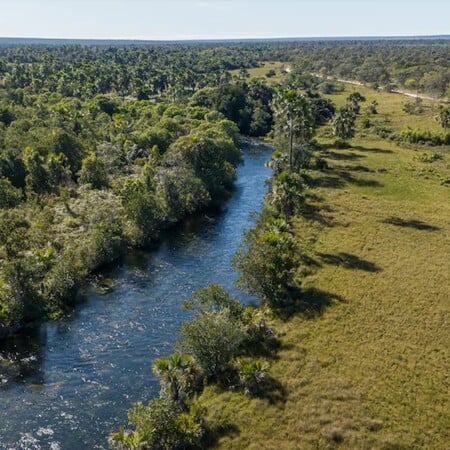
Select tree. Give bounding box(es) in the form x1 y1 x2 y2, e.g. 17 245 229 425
181 308 246 380
183 284 245 319
110 398 204 450
79 154 108 189
120 164 166 246
267 170 304 221
332 107 356 142
0 177 22 208
50 131 85 175
438 106 450 130
367 100 378 114
346 92 366 115
153 354 201 408
23 147 50 194
272 87 315 169
234 217 297 309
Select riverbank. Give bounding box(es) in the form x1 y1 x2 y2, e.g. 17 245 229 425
0 111 243 337
200 85 450 449
0 145 272 449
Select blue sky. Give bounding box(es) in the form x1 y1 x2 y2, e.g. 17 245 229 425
1 0 449 40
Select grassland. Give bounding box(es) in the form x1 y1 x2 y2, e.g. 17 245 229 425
200 85 450 449
230 61 290 84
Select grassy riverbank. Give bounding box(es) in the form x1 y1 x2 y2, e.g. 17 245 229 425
200 86 450 449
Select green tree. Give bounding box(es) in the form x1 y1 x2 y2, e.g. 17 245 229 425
51 131 85 175
438 106 450 130
181 308 246 380
120 164 166 246
79 154 108 189
332 107 356 142
234 217 297 309
272 87 315 169
23 147 50 194
153 354 200 407
346 92 366 114
0 177 22 208
110 398 204 450
267 170 304 221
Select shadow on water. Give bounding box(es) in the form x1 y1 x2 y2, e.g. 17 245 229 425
318 252 382 273
382 216 440 232
0 328 45 388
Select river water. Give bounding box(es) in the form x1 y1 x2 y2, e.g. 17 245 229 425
0 144 272 450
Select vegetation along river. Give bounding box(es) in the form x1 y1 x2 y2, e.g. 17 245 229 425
0 143 272 450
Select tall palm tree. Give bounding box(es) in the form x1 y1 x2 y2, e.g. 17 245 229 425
272 87 315 170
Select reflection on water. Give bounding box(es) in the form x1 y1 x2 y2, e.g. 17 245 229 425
0 145 272 450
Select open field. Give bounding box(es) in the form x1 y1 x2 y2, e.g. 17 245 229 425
230 61 290 84
201 85 450 449
323 84 445 133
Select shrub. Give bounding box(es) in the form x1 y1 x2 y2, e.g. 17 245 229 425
110 398 205 450
0 177 22 208
398 128 450 146
79 154 108 189
236 359 270 395
234 217 298 309
180 309 246 381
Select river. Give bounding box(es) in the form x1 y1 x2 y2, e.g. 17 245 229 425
0 143 272 450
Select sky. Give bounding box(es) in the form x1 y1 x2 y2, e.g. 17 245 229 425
0 0 449 41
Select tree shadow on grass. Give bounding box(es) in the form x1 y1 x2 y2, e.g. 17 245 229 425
306 167 383 190
337 170 384 188
350 145 393 154
341 164 373 173
318 252 382 273
323 150 367 161
301 202 337 227
247 374 288 405
382 216 440 232
242 334 282 361
310 175 346 189
277 287 345 320
202 422 240 449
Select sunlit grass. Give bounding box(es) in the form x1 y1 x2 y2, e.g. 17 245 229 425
200 86 450 449
229 61 290 84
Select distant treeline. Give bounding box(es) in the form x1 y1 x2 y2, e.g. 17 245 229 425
1 39 449 100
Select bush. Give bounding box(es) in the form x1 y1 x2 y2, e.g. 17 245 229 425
110 398 205 450
236 359 269 395
0 177 22 208
398 128 450 146
79 154 108 189
180 309 247 381
234 217 298 309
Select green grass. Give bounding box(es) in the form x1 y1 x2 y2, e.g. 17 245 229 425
229 61 290 84
324 84 444 133
200 86 450 449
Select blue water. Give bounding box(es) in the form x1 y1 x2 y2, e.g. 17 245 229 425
0 144 272 450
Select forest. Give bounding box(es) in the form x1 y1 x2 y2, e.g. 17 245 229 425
0 38 449 449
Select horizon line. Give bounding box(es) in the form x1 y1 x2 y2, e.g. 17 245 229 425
1 34 450 43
